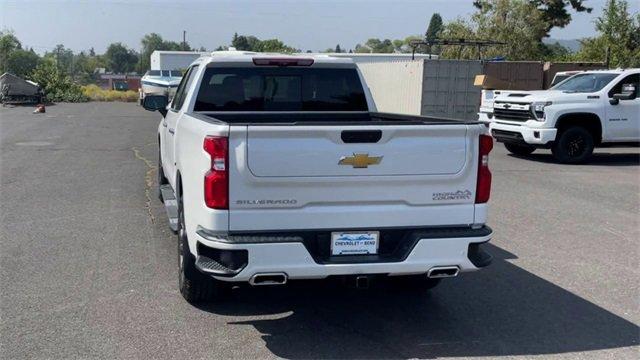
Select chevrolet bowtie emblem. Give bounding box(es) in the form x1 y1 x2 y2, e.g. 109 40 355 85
338 153 383 168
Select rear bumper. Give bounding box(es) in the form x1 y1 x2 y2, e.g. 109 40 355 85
194 226 493 282
489 122 556 145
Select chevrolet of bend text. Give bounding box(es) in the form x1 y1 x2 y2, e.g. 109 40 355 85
143 51 494 303
482 69 640 163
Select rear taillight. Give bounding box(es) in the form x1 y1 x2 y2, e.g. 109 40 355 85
203 136 228 209
475 134 493 204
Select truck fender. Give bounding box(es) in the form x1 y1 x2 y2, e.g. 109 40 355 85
554 112 602 145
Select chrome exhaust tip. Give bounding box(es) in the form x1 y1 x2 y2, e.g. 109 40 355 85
249 273 288 286
427 266 460 279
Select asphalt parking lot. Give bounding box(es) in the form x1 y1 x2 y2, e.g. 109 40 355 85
1 102 639 359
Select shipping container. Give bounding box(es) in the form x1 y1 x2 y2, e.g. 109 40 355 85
357 59 482 120
422 60 482 120
482 61 544 90
358 59 588 121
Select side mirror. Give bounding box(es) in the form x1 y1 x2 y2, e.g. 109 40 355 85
142 95 168 117
610 92 636 105
610 83 637 105
613 92 636 100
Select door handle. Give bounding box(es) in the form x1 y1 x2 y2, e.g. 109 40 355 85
168 128 175 135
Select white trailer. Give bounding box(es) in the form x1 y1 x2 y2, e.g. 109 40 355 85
150 51 208 70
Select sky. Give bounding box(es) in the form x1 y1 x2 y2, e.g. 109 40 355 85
1 0 638 54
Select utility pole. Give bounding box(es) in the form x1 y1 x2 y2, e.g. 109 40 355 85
183 31 186 51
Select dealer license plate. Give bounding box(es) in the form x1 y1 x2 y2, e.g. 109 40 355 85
331 231 379 255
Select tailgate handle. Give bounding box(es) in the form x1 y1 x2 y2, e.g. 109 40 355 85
341 130 382 143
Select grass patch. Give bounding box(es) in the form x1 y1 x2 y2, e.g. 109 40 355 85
82 84 138 102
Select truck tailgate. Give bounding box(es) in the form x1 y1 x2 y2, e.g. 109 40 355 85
246 126 467 177
228 124 481 231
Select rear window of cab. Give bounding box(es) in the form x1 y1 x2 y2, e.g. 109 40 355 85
194 67 368 112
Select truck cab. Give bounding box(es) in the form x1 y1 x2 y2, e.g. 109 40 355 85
487 69 640 163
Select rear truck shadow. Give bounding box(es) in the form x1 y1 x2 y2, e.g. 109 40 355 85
196 244 639 359
508 150 640 166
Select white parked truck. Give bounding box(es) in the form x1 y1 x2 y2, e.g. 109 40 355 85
487 69 640 163
142 51 494 303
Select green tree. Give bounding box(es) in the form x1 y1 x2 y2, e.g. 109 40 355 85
255 39 297 53
354 38 395 53
245 36 261 51
392 39 405 52
426 13 443 41
391 36 423 53
140 33 163 71
29 59 87 102
228 34 297 53
139 33 189 72
335 44 342 53
438 19 477 59
440 0 547 60
575 0 640 67
46 44 75 75
6 48 40 78
377 39 394 53
0 30 22 73
354 43 369 53
542 41 573 61
473 0 591 36
231 33 251 50
425 13 444 54
73 51 105 84
104 43 138 73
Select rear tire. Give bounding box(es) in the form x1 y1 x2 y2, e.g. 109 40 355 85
177 188 230 303
551 126 594 164
504 142 536 156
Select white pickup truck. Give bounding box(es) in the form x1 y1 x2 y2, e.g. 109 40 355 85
143 51 494 303
485 69 640 163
